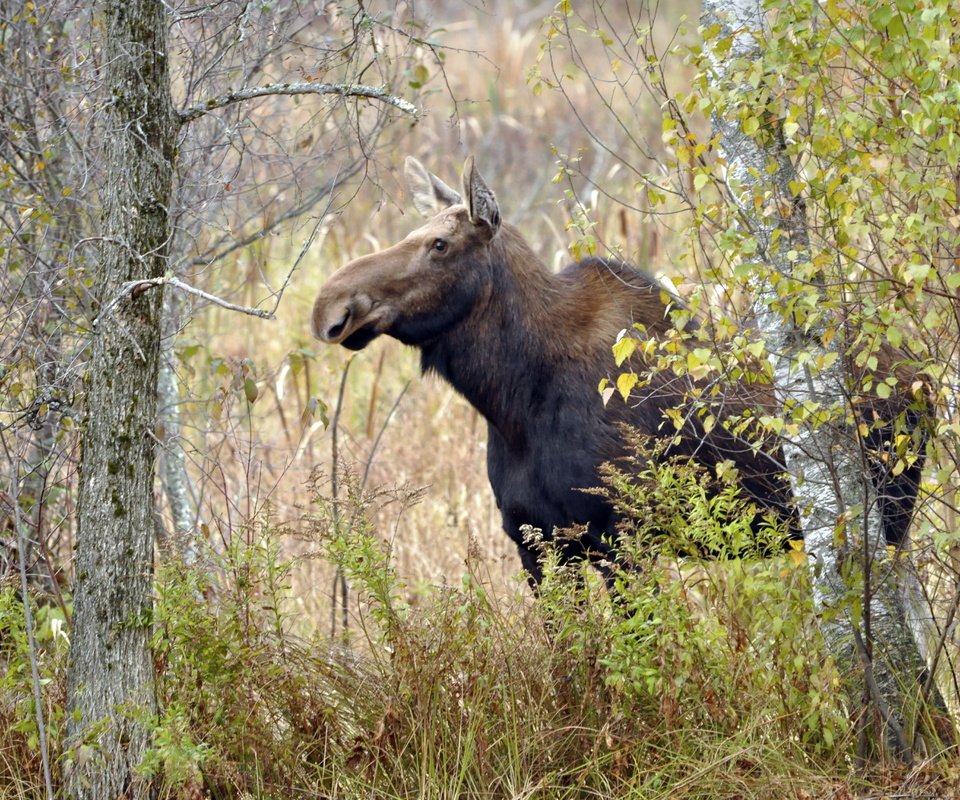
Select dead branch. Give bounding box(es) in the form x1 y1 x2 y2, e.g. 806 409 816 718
178 81 419 124
93 275 275 328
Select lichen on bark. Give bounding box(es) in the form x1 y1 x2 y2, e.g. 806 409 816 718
64 0 178 797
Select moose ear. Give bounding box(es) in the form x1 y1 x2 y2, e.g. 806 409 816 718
461 156 501 235
404 157 462 217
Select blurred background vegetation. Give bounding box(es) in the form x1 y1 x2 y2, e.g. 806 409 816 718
201 0 703 608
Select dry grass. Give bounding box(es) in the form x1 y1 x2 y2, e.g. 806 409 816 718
172 0 702 626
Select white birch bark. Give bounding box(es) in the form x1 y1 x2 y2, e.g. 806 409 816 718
158 292 200 565
702 0 929 761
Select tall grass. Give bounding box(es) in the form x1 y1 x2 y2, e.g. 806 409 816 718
141 470 856 799
5 462 958 797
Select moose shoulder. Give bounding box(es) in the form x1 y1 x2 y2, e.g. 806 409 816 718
311 157 926 584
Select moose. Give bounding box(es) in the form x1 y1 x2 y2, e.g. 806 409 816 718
311 157 927 584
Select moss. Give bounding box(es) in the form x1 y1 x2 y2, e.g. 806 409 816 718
111 489 125 518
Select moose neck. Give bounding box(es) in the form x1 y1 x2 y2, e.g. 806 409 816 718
419 227 581 451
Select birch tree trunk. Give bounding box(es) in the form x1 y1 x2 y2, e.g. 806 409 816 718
64 0 176 795
701 0 929 762
158 292 200 565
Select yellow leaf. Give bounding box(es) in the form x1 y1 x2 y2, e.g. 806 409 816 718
616 372 638 401
612 335 638 366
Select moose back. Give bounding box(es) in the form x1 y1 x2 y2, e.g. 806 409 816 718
311 157 925 583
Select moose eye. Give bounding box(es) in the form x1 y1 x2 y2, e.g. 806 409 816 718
432 238 447 253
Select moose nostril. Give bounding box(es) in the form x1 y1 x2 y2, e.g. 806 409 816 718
326 308 350 341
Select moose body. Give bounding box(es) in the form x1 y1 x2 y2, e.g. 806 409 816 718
312 157 924 583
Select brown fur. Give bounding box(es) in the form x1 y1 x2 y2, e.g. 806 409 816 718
312 157 926 582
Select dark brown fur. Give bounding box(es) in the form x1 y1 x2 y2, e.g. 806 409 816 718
311 157 925 582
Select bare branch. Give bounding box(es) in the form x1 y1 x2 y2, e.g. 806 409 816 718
176 161 357 273
94 276 275 328
178 81 420 124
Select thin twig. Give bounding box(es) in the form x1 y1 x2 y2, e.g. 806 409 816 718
262 166 342 317
329 356 354 641
178 81 419 124
852 625 913 764
175 162 353 274
361 380 411 491
93 275 275 328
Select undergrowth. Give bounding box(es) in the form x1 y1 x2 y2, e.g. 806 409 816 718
2 464 944 798
147 466 850 798
0 582 67 796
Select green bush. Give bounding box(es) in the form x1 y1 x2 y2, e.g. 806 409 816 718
0 583 67 798
149 528 348 798
298 467 848 798
0 461 875 798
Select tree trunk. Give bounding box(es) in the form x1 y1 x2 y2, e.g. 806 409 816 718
158 292 200 565
701 0 930 761
64 0 176 796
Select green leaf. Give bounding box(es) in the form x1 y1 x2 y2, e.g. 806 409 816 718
244 377 259 404
818 350 839 370
906 262 930 283
301 397 328 428
408 64 429 89
869 5 894 29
